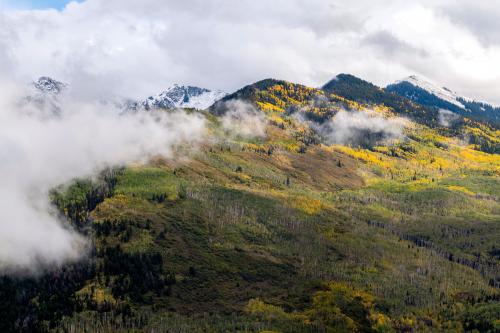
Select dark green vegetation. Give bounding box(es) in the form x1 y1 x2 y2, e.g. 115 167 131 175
1 75 499 332
323 74 440 126
386 81 500 127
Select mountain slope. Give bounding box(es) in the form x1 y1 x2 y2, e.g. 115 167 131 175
387 75 500 126
1 75 499 333
322 74 440 126
322 74 499 153
212 78 367 120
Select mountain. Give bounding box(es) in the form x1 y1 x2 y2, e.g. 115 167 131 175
22 77 68 116
142 84 227 110
23 78 227 114
211 78 329 116
215 74 442 125
387 75 500 126
33 76 67 94
322 74 440 126
2 74 499 332
213 75 499 153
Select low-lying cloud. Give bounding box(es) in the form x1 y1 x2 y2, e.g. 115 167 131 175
220 100 268 139
312 109 406 147
0 82 207 274
438 108 460 127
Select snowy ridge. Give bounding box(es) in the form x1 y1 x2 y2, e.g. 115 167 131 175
396 75 465 108
33 77 67 94
22 77 68 117
142 84 227 110
24 77 227 114
388 75 500 125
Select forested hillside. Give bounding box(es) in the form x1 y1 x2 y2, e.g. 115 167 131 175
1 77 499 333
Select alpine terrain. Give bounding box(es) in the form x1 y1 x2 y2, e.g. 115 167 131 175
1 73 498 333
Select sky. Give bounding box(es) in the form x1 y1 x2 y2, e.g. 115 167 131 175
0 0 499 103
1 0 79 10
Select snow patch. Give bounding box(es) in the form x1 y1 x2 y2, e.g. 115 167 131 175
143 84 227 110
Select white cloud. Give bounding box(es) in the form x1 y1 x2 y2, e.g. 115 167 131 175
438 108 460 127
0 0 498 103
220 100 268 139
312 110 406 146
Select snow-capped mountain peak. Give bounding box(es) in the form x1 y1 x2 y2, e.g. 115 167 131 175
22 77 68 117
33 76 67 95
387 75 500 125
25 77 226 114
395 75 464 108
143 84 227 110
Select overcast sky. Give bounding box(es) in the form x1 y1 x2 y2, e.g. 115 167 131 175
0 0 499 103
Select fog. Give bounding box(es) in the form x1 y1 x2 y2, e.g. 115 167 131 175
312 110 406 147
221 100 268 139
438 108 460 127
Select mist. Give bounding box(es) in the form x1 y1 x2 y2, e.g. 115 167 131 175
0 82 207 274
438 108 460 127
312 109 406 147
220 100 268 139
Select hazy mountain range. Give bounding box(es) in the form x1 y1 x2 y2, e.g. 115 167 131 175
27 74 499 130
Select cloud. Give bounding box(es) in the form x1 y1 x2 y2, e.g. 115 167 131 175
220 100 268 139
0 81 207 273
311 109 406 147
0 0 499 104
363 30 429 58
438 108 460 127
438 2 500 47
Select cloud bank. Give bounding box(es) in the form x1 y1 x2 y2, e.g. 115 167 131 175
0 82 206 273
0 0 499 104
